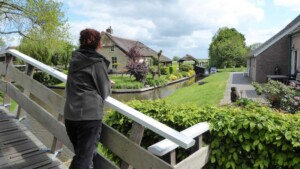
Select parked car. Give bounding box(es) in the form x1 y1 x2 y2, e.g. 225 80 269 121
210 67 217 73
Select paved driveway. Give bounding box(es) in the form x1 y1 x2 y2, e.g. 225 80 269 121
220 72 267 105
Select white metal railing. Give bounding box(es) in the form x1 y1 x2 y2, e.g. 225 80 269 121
2 49 196 149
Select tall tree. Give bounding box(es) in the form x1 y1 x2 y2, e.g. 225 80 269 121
17 0 71 65
173 56 180 61
208 27 249 68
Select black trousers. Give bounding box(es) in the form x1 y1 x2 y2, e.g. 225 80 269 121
65 120 102 169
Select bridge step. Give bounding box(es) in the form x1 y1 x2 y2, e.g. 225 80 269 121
0 110 67 169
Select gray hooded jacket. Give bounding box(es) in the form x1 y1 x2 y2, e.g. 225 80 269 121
64 48 111 121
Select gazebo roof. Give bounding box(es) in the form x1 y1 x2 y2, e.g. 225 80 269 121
178 54 199 64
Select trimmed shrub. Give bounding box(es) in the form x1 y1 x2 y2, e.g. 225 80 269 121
186 70 195 77
146 77 168 87
113 82 143 89
174 72 183 79
168 74 178 81
103 100 300 168
180 64 193 72
160 67 169 75
252 82 263 95
149 66 156 73
169 66 175 74
181 71 188 77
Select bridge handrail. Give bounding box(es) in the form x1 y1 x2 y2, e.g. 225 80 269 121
148 122 209 156
2 49 195 149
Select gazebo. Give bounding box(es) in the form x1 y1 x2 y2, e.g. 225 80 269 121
178 54 206 75
178 54 199 66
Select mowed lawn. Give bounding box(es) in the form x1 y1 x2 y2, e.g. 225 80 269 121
164 71 230 106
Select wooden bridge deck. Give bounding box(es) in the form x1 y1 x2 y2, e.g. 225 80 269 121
0 108 67 169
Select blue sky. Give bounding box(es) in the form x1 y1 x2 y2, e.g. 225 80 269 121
10 0 300 59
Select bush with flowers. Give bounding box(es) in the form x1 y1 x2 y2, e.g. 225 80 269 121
253 80 300 113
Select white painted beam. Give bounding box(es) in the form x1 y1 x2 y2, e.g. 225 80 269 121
148 122 209 156
5 49 67 82
105 97 195 149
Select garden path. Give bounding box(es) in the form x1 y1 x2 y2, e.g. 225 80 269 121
220 72 267 105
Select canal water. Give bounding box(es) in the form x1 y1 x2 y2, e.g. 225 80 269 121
20 75 203 162
111 76 200 102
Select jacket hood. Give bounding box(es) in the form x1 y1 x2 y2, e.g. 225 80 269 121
70 49 110 73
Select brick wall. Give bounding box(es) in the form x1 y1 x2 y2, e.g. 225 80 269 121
255 36 289 83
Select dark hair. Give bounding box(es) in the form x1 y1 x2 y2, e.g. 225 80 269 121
79 28 101 50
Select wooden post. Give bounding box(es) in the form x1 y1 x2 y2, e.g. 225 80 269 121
51 113 64 154
157 50 162 78
16 63 34 119
50 86 66 154
170 150 176 166
191 135 203 154
3 54 13 110
120 122 144 169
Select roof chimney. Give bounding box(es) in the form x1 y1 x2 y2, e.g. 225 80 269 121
106 26 113 34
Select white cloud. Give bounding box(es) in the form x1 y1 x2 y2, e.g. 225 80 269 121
179 0 264 28
274 0 300 11
244 28 280 45
180 30 213 49
64 0 266 58
256 0 265 6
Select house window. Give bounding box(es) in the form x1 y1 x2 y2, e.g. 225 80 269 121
111 46 114 51
112 57 117 69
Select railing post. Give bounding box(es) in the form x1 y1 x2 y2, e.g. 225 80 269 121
3 54 13 109
51 90 66 155
16 63 34 120
162 149 176 166
170 150 176 166
120 122 144 169
51 113 64 155
191 135 203 154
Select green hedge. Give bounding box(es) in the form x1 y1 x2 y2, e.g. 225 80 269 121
145 77 168 87
33 71 61 85
113 82 144 89
103 100 300 168
180 64 193 72
160 67 169 75
169 66 175 74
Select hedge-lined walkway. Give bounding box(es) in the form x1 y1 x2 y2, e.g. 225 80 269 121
220 72 267 105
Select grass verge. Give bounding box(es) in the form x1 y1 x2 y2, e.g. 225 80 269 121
164 71 230 106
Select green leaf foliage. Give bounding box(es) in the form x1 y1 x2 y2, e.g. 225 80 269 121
208 27 249 68
103 100 300 168
180 64 193 72
253 80 300 113
18 0 71 65
160 66 170 75
173 56 180 61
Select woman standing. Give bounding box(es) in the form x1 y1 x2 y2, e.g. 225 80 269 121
64 28 111 169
